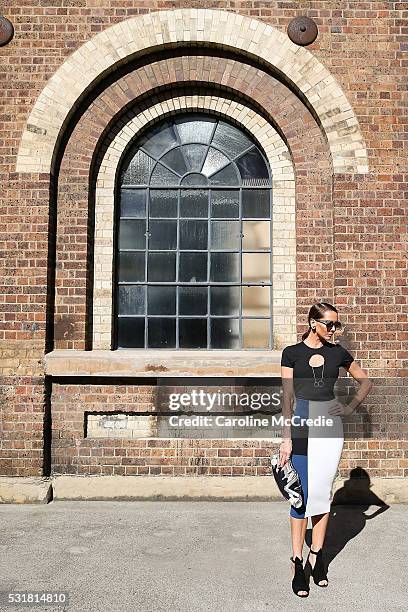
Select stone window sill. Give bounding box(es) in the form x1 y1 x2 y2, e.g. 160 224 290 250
44 349 282 378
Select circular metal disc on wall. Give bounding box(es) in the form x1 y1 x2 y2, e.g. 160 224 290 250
0 16 14 47
287 16 318 46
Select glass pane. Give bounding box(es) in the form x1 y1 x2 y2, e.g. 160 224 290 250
236 149 269 182
149 190 177 218
118 285 145 315
139 123 178 158
149 220 177 250
120 189 146 218
176 116 216 144
212 121 253 158
242 286 270 317
210 190 239 218
179 220 208 250
147 286 176 315
180 173 208 186
242 253 270 283
179 286 208 315
210 318 239 349
182 144 208 172
148 252 176 282
160 147 188 175
202 147 230 177
148 318 176 348
210 253 239 282
117 317 145 348
209 164 240 186
210 221 240 250
180 189 208 217
121 150 155 185
179 319 207 348
242 190 270 218
118 252 145 282
242 319 270 349
210 286 240 316
150 163 180 185
242 221 270 250
119 219 146 249
179 252 208 282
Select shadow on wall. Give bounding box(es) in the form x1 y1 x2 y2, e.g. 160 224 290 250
306 468 389 570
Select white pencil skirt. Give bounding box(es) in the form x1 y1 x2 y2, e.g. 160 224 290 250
289 397 344 519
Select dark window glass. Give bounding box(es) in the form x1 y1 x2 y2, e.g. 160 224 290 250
120 189 146 217
117 317 145 348
180 189 208 218
149 220 177 250
210 286 240 316
176 116 216 144
118 285 145 315
149 189 178 218
210 190 239 218
160 148 188 175
179 220 208 250
212 122 253 158
179 252 208 282
148 252 176 282
118 252 145 282
211 318 240 349
119 219 146 250
139 123 178 158
121 150 155 185
181 144 208 172
242 190 270 218
147 286 176 315
179 319 207 348
210 220 240 250
150 163 180 185
180 173 208 186
236 149 269 181
179 286 208 315
210 252 240 282
209 164 240 186
148 318 176 348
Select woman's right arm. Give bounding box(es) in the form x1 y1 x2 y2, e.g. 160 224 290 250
279 363 294 466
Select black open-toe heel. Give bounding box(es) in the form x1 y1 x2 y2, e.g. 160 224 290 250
290 556 310 597
306 548 328 587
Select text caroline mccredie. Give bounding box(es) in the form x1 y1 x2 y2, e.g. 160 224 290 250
168 415 334 427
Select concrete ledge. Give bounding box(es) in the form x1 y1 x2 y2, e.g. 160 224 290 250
44 349 282 377
52 475 408 504
0 477 53 504
2 475 407 504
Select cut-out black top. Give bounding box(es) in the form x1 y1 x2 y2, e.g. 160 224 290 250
281 340 354 400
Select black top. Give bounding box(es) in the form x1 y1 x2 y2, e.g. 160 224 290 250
281 340 355 400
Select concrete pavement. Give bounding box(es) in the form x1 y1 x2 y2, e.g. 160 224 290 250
0 501 405 611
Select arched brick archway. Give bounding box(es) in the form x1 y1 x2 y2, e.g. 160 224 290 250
54 55 332 353
16 9 368 175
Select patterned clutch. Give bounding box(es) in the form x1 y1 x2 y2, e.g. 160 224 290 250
270 453 304 509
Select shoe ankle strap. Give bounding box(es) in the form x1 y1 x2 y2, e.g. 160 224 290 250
309 548 321 555
290 556 303 563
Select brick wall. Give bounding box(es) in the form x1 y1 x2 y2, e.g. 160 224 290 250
0 1 406 477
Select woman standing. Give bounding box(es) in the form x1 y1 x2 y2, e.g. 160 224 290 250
280 302 373 597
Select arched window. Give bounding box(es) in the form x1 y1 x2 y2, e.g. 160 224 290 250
114 113 273 349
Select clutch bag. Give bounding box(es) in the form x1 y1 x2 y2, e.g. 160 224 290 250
270 452 304 509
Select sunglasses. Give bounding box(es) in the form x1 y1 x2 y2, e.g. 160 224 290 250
315 319 343 331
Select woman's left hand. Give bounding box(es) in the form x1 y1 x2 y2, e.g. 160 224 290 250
328 401 355 416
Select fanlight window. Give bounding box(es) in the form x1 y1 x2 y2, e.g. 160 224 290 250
115 113 273 349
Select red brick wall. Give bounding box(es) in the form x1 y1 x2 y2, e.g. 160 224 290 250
1 1 406 477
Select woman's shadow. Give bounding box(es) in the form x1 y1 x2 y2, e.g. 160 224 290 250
305 467 390 568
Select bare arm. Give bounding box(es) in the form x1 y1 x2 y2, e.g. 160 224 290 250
330 361 373 416
279 365 295 465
